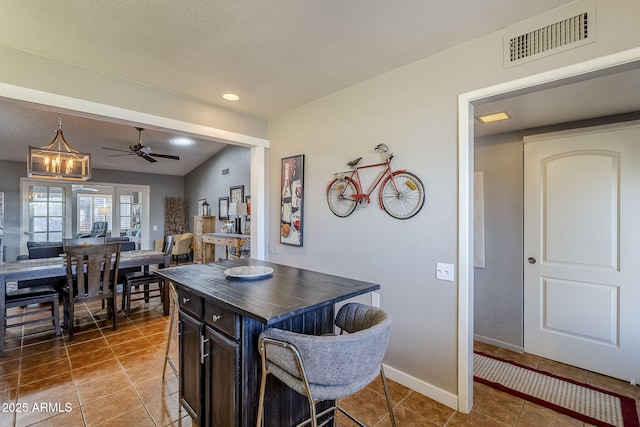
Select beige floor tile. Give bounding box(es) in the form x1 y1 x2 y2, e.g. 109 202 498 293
134 374 179 405
80 387 143 427
15 395 80 427
27 407 85 427
397 390 457 426
471 382 524 426
68 347 115 371
145 392 183 426
19 358 71 386
336 386 392 426
72 358 125 385
448 410 511 426
75 369 131 405
94 406 155 427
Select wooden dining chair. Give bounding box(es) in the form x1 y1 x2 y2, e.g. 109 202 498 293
4 285 61 338
121 235 173 316
62 242 121 340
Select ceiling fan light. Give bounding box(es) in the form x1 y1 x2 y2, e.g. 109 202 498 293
223 93 240 101
171 137 194 146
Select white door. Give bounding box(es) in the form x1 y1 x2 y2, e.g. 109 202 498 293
524 122 640 384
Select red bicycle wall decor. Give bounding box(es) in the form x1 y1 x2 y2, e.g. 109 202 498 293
326 144 425 219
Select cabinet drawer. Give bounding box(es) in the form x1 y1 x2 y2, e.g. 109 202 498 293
204 302 239 340
178 288 202 318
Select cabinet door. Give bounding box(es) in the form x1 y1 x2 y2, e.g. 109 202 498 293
179 311 203 423
194 216 203 234
193 235 203 263
204 326 240 427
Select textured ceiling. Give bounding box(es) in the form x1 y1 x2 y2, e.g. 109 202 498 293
3 1 637 176
0 0 572 119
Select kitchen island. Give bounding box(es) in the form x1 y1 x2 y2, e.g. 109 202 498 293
155 258 379 427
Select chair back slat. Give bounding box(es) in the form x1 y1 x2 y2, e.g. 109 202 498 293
63 236 107 249
64 242 121 299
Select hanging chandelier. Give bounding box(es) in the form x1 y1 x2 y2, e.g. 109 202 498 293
27 114 91 181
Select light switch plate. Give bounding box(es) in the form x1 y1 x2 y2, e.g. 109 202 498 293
436 262 455 281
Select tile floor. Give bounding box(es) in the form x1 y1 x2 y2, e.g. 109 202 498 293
1 296 638 427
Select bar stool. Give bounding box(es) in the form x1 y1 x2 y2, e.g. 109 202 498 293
257 302 396 427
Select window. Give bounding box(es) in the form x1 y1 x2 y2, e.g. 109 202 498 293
77 194 113 234
28 185 65 242
21 179 150 251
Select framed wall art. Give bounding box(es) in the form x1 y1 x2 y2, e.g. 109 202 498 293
230 185 244 204
280 154 304 246
218 197 229 220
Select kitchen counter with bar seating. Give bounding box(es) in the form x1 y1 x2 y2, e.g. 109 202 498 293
155 258 379 427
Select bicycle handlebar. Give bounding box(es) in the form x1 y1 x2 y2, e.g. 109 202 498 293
375 143 393 160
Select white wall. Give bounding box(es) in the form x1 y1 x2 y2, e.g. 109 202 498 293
474 135 524 350
184 145 251 236
267 0 640 403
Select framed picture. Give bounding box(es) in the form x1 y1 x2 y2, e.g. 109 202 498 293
245 195 251 220
218 197 229 220
280 154 304 246
230 185 244 204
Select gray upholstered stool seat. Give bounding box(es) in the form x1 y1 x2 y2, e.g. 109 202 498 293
257 302 396 427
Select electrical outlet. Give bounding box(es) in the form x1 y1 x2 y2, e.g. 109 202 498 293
436 262 455 281
371 292 380 308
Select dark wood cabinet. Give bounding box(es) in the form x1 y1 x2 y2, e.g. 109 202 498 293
204 325 239 426
179 310 203 424
158 259 379 426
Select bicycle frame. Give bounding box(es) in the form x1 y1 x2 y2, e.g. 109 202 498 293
336 158 406 209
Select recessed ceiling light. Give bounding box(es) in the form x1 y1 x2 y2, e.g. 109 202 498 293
223 93 240 101
476 111 511 123
171 137 194 146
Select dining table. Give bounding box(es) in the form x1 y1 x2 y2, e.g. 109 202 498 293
0 249 170 356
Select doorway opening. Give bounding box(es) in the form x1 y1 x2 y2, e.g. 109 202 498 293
457 48 640 412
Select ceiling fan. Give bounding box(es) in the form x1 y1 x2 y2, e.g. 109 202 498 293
101 127 180 163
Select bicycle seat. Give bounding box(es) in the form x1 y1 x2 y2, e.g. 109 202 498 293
347 157 362 168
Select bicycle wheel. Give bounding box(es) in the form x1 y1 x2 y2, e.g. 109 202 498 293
327 177 358 217
379 171 425 219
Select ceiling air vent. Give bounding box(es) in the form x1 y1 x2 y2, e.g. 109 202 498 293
504 1 596 68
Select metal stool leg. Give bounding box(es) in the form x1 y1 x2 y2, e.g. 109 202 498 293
380 366 397 427
163 281 179 380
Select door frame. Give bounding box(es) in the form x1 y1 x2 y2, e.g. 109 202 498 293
456 47 640 412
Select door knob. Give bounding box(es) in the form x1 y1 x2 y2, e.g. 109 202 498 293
527 257 536 264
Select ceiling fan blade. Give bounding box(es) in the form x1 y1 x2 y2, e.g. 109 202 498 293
149 153 180 160
142 153 158 163
101 147 132 153
108 153 132 158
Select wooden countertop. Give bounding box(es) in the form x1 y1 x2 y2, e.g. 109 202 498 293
155 259 379 325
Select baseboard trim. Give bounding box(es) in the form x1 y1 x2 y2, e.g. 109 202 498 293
383 364 458 410
473 334 524 354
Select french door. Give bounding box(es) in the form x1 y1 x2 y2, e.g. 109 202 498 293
20 179 150 253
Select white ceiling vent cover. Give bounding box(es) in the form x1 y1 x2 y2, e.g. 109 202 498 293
504 1 596 68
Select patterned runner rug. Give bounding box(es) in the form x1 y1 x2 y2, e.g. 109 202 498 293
474 352 639 427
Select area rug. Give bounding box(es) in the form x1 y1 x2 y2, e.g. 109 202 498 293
474 352 639 427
